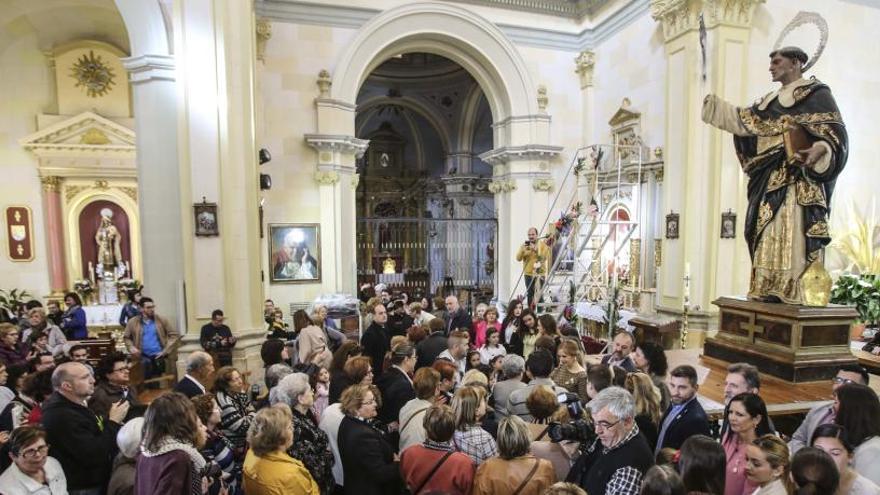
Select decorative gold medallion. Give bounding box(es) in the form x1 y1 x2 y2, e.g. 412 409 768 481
801 260 832 307
70 50 116 97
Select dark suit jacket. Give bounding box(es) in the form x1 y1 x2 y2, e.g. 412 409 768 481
445 309 472 336
376 366 415 425
415 332 447 369
361 322 389 377
337 415 401 495
656 397 711 451
600 354 637 373
174 376 206 399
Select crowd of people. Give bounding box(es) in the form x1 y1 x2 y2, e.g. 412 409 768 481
0 286 877 495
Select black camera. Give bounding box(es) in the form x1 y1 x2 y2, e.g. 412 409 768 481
557 392 583 420
547 418 597 445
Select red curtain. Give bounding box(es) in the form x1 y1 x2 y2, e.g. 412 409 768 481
78 200 132 279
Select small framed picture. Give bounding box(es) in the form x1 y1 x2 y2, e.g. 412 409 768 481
193 200 219 237
665 212 679 239
269 223 321 284
721 210 737 239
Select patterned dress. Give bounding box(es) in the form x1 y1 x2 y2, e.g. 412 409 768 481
288 407 335 495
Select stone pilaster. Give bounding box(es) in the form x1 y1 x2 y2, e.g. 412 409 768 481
575 50 596 146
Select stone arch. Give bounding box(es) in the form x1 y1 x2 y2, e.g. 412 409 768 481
357 96 452 154
330 2 539 147
113 0 171 56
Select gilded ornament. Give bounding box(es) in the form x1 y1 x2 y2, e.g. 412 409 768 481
800 260 832 307
806 221 829 237
65 185 88 203
756 201 773 233
766 167 789 192
314 171 340 185
94 180 109 190
69 50 116 98
532 178 554 192
80 128 111 145
117 187 138 202
40 176 61 193
796 180 826 207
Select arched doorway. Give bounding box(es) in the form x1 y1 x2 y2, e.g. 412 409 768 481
354 53 497 302
312 2 561 300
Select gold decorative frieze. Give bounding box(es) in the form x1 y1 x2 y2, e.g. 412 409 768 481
80 128 111 145
94 180 109 189
65 185 88 203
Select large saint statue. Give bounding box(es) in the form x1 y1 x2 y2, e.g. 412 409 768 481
95 208 123 277
702 46 848 304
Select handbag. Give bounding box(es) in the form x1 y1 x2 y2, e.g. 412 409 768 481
406 450 453 495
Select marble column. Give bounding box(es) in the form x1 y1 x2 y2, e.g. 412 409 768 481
651 0 761 337
40 176 67 296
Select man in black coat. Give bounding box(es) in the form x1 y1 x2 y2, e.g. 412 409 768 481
41 362 130 493
600 331 637 372
199 309 237 366
443 295 472 337
567 387 654 495
174 351 215 398
361 303 390 377
386 300 414 338
654 364 710 454
415 318 447 370
376 343 416 448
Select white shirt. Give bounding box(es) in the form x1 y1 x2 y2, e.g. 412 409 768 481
412 312 436 326
0 456 67 495
318 403 345 486
478 344 506 365
437 350 466 379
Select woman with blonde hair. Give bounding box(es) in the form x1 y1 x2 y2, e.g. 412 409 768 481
243 403 319 495
550 339 588 401
745 434 792 495
451 386 497 466
472 415 556 495
624 372 661 450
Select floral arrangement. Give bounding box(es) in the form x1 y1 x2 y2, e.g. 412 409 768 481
73 280 94 301
545 202 583 246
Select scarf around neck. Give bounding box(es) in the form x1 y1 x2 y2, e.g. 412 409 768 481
141 438 206 471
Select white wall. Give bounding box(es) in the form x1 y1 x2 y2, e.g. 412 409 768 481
0 34 52 297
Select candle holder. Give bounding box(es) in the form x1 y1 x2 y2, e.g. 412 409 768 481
681 273 690 350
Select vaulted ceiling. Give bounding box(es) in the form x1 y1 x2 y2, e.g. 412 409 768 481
0 0 129 54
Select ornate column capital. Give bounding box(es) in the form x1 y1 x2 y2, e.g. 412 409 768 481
40 176 62 193
651 0 764 42
531 177 555 192
650 0 702 42
256 17 272 62
574 50 596 89
314 170 340 185
488 179 517 194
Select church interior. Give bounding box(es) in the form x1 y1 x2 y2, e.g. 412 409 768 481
1 0 879 491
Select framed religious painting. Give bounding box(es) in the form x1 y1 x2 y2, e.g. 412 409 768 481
721 210 737 239
268 223 321 284
665 212 680 239
193 200 219 237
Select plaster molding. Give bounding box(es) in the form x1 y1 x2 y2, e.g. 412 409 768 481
703 0 764 28
304 134 370 158
315 98 357 112
317 70 332 97
256 17 272 62
121 54 175 84
536 85 549 113
351 173 360 188
574 50 596 88
20 112 137 160
488 179 517 193
478 144 563 165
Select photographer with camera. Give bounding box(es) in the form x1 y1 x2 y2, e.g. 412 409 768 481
564 387 654 495
516 228 550 307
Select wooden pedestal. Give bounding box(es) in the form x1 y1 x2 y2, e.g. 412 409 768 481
704 296 858 382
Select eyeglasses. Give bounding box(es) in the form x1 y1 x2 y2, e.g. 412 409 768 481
112 365 132 373
594 419 621 431
363 398 377 406
832 377 857 386
18 444 49 459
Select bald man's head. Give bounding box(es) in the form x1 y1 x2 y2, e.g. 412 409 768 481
52 362 95 402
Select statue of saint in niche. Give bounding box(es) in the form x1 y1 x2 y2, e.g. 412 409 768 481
702 46 848 305
95 208 125 279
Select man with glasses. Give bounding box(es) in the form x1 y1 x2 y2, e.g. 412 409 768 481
789 364 870 454
123 296 180 380
42 362 129 494
0 425 67 493
566 387 654 495
88 351 141 420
